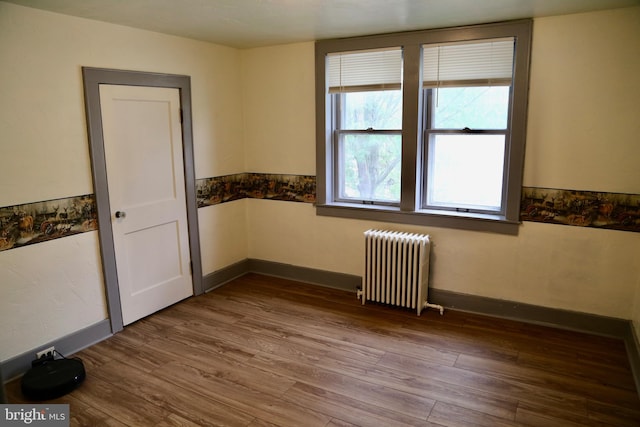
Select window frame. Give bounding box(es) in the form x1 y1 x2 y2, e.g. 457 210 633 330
315 20 532 235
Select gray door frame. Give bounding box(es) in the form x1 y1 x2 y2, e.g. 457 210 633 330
82 67 203 334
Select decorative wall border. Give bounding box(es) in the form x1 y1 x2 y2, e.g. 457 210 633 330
0 173 315 253
521 186 640 233
0 195 97 252
195 175 640 233
196 173 316 207
1 181 638 253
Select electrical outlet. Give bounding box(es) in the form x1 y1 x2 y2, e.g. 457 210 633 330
36 346 55 360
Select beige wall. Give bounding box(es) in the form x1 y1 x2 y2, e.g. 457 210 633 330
1 2 639 363
525 7 640 347
0 3 246 361
241 8 640 319
240 42 316 175
524 8 640 193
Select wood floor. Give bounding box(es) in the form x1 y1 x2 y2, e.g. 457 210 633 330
6 273 640 426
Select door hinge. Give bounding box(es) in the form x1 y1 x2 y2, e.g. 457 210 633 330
179 109 184 124
189 260 193 275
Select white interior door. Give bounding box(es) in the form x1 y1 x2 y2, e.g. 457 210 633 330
99 84 193 326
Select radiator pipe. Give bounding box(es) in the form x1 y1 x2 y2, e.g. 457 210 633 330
424 301 445 315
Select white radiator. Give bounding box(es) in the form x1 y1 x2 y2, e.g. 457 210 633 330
358 229 443 316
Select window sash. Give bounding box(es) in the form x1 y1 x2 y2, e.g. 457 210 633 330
424 85 512 131
334 129 402 205
422 129 508 213
337 90 403 130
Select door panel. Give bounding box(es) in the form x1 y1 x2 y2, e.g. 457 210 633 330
99 84 193 326
124 221 183 295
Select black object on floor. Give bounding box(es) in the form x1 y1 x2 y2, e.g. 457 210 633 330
21 357 85 401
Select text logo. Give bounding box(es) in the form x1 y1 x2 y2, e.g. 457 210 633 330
1 405 69 426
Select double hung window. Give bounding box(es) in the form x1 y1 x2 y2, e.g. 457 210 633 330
422 38 514 214
328 48 403 204
315 20 532 233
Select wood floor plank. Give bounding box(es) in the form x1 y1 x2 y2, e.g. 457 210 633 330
240 301 460 366
247 352 435 420
316 353 519 420
326 419 359 427
460 314 630 367
74 408 131 427
152 335 298 397
516 350 637 391
237 316 386 366
5 273 639 426
393 319 521 363
91 359 256 426
514 406 588 427
166 298 246 326
428 401 520 426
148 332 254 366
455 353 640 410
155 413 220 427
586 399 640 427
376 351 589 417
70 374 172 426
157 360 331 427
83 335 177 373
182 320 329 366
281 382 430 427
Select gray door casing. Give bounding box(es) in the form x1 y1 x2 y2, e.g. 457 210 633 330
82 67 203 334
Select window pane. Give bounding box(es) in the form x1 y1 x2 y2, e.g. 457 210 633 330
339 133 401 202
427 134 505 210
433 86 510 129
342 90 402 130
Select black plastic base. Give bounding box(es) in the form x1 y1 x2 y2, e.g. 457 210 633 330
21 358 85 401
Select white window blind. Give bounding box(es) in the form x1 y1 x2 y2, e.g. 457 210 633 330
327 47 402 93
422 37 515 88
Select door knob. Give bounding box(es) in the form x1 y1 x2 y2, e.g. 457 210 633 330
115 211 126 219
